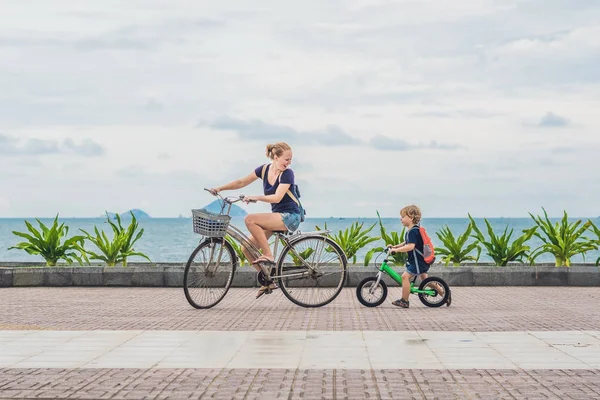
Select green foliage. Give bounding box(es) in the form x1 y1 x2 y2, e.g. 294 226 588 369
528 208 597 267
590 221 600 266
80 212 151 267
468 214 537 266
290 247 315 265
364 211 408 266
225 235 248 266
105 212 149 267
8 215 86 266
316 221 379 264
435 223 481 266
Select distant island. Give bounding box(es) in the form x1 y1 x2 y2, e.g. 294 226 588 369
203 200 247 217
103 209 151 219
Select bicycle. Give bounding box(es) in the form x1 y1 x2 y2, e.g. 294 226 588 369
356 247 452 308
183 189 348 309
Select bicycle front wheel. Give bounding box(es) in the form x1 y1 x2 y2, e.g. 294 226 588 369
277 235 347 308
183 238 237 309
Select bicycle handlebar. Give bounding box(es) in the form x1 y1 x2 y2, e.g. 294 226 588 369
384 246 396 255
204 188 256 204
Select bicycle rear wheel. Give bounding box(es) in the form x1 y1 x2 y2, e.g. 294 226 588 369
276 235 347 308
183 238 237 309
418 276 450 308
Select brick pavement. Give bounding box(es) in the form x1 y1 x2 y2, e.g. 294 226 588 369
1 287 600 332
1 368 600 399
2 287 600 399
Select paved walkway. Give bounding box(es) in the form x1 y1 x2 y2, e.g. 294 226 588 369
1 287 600 399
2 287 600 332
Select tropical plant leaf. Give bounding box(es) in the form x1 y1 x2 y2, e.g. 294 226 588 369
469 214 537 266
225 235 247 266
372 210 407 266
435 223 481 266
8 215 86 266
528 208 598 267
316 220 379 264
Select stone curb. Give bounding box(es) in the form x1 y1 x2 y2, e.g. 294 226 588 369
0 263 598 288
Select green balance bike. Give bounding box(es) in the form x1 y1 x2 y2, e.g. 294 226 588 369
356 247 452 308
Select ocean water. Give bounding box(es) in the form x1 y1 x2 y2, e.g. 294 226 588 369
1 217 599 264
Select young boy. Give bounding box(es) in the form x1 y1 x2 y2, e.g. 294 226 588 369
387 205 430 308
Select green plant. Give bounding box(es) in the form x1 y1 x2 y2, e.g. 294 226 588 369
316 221 379 264
80 213 151 267
225 235 248 266
590 221 600 266
8 215 86 266
528 208 597 267
290 247 315 265
468 214 537 266
364 211 407 266
105 212 149 267
436 223 481 266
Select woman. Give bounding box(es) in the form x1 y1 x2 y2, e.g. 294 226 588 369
209 142 302 295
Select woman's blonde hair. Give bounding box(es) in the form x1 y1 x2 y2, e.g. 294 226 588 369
400 205 422 224
266 142 292 159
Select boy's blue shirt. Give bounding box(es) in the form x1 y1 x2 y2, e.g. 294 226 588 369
405 225 426 268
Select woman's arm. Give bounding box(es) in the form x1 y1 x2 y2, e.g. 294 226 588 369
245 183 290 204
212 172 258 193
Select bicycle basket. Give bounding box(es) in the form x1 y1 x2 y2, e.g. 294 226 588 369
191 208 231 237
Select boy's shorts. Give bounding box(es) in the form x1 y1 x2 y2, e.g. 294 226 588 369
406 263 430 276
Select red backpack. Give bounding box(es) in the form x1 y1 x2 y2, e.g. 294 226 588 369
411 225 436 264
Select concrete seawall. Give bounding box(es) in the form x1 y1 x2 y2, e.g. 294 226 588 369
1 262 598 287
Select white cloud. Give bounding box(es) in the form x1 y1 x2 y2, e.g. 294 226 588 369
0 0 599 217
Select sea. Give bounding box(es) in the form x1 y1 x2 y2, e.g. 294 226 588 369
1 217 599 264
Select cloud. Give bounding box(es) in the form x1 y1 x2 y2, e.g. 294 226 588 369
144 98 164 113
0 134 105 156
551 146 577 154
206 116 362 146
63 138 106 156
0 18 224 53
207 117 464 152
304 125 362 146
208 116 297 141
369 135 464 151
410 109 500 119
538 112 570 127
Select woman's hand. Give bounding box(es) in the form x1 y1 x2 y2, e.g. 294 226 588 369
208 188 220 196
243 195 258 204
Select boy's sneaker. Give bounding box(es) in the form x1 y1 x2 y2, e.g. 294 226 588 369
392 298 409 308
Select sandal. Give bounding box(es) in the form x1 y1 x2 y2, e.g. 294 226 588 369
391 298 409 308
256 283 277 299
252 256 275 265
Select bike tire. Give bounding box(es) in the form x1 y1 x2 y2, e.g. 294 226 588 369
277 235 347 308
418 276 450 308
356 277 388 307
183 238 237 309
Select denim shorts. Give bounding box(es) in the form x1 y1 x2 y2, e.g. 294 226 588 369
280 212 301 233
406 263 430 276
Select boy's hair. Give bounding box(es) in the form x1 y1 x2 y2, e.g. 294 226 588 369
400 205 422 224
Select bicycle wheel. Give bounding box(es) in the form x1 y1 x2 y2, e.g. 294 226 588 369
418 276 450 308
356 277 388 307
276 235 347 308
183 238 237 309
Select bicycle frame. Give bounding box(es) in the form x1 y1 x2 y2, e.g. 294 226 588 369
202 190 331 278
374 256 436 296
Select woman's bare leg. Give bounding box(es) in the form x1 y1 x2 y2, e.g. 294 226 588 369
242 231 273 272
244 213 286 261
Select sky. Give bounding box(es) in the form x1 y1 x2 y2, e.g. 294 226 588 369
0 0 599 218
